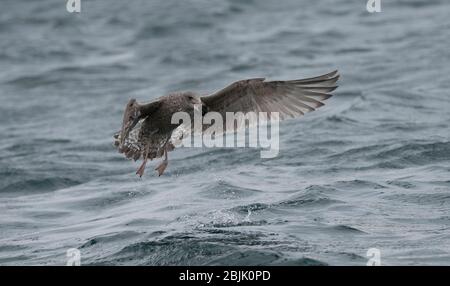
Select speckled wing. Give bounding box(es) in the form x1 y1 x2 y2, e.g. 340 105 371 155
113 119 145 161
201 70 339 131
113 119 181 161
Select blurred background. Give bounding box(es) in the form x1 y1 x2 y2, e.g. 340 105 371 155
0 0 449 265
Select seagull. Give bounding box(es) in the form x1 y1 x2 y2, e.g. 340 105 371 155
114 70 339 177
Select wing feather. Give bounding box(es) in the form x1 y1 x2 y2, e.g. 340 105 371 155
201 70 339 132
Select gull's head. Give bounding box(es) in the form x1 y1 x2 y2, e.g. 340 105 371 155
184 92 208 115
119 98 141 147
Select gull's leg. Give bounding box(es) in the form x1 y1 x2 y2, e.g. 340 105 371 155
136 147 149 177
155 148 168 176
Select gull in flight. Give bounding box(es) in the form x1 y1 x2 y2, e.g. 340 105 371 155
114 70 339 176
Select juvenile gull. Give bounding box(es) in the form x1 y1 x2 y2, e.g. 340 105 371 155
114 70 339 176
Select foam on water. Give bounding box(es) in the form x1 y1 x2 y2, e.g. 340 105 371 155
1 0 450 265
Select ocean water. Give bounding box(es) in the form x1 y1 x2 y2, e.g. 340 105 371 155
1 0 450 266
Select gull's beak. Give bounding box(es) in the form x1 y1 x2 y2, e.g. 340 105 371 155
194 103 208 116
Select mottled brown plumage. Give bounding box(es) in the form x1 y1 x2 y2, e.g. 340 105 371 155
114 70 339 176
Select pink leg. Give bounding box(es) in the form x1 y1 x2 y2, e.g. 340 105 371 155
136 147 149 177
155 149 168 176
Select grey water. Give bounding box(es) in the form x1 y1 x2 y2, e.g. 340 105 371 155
1 0 450 265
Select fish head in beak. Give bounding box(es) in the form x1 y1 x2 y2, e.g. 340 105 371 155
119 98 141 147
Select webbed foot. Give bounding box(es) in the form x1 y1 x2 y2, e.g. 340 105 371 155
155 160 168 176
136 159 147 177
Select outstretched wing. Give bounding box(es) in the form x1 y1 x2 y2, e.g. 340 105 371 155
201 70 339 130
